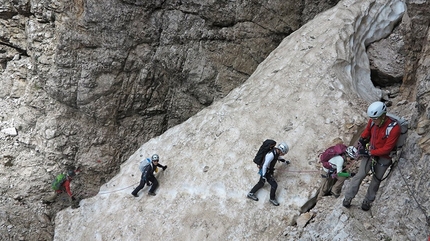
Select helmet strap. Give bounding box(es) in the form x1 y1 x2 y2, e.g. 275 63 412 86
378 115 386 127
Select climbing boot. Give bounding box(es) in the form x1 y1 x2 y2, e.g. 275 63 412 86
361 200 371 211
330 192 340 198
269 199 280 206
343 198 352 208
247 193 258 201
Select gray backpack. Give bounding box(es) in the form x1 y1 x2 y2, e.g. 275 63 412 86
371 113 408 150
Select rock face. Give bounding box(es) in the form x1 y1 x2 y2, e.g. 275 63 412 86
0 0 429 241
1 0 341 240
50 0 427 240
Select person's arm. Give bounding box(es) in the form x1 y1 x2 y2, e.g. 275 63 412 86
360 119 373 140
261 152 274 177
157 163 167 170
63 179 73 197
337 172 354 177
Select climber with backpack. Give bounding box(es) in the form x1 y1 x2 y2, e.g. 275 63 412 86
317 145 357 200
43 168 80 207
247 141 289 206
131 154 167 197
343 101 403 211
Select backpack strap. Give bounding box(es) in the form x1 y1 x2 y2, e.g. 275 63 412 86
371 117 398 138
385 118 397 138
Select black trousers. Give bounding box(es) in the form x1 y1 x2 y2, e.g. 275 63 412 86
132 173 159 195
250 174 278 200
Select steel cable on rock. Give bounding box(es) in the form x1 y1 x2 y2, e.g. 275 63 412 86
396 153 430 226
98 182 140 195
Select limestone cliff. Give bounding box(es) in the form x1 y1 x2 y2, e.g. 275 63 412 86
0 0 429 240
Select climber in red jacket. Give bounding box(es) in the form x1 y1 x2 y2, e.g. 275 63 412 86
343 101 401 211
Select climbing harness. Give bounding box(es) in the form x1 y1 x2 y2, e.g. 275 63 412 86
369 156 394 182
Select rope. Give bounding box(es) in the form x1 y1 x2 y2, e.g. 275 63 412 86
98 182 139 195
285 169 319 173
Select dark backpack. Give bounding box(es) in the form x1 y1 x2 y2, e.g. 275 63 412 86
319 144 347 169
51 173 66 190
253 139 276 166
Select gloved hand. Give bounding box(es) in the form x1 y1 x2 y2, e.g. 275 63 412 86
71 196 76 201
358 148 369 156
330 173 338 179
358 138 369 148
350 172 356 177
285 160 290 165
162 165 167 171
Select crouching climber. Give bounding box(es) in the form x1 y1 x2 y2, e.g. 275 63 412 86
44 169 80 208
317 146 357 200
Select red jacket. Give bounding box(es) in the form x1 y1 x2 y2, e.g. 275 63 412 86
361 116 401 159
56 177 73 197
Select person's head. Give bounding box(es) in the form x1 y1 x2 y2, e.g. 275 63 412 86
345 146 357 160
151 154 159 163
67 170 76 177
367 101 387 125
277 142 289 156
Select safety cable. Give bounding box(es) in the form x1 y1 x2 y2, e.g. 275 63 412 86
285 169 319 173
98 182 139 195
396 152 430 226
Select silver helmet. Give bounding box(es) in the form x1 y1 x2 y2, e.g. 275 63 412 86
345 146 357 159
278 143 289 154
367 101 387 118
151 154 159 161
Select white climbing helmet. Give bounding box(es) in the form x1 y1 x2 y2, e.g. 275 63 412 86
367 101 387 118
151 154 159 161
278 142 289 154
345 146 357 159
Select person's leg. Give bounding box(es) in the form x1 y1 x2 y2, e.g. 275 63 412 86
331 176 347 197
148 176 159 194
43 191 59 203
364 157 392 203
317 177 331 200
249 176 265 194
344 157 371 200
267 175 278 200
343 157 372 208
247 176 265 201
131 177 146 197
266 175 279 206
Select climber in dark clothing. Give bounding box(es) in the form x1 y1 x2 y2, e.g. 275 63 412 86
131 154 167 197
247 143 289 206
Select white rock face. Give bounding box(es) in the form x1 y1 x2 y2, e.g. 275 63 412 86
54 0 407 240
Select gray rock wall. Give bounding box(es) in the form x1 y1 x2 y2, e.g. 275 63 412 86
50 0 430 240
0 0 428 240
0 0 341 240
